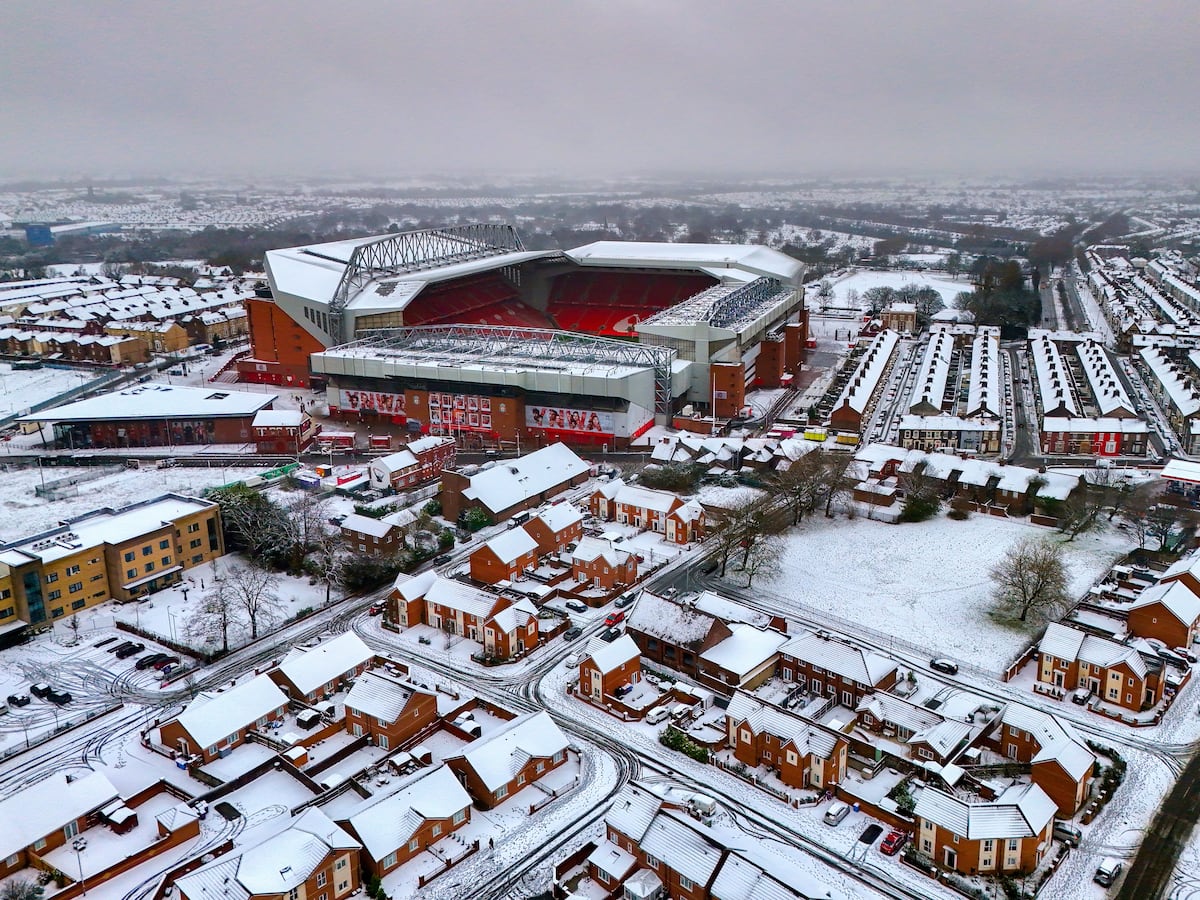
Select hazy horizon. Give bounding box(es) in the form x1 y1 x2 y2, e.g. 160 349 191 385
6 0 1199 180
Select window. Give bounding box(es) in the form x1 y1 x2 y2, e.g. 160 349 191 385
124 551 135 562
431 823 441 837
645 854 658 870
126 568 137 579
45 572 58 584
160 539 170 549
71 599 86 610
336 882 348 894
453 808 466 824
5 854 17 867
382 851 396 868
162 556 171 566
69 582 83 593
190 538 202 549
679 876 694 891
188 522 200 533
335 858 347 871
64 821 78 839
66 565 80 576
377 735 389 750
0 607 13 620
1007 839 1018 851
192 555 203 564
32 838 46 851
142 546 152 557
408 839 419 852
47 589 61 601
494 784 508 800
517 773 526 785
983 839 994 852
316 873 327 888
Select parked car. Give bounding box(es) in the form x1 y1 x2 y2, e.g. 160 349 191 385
565 600 587 614
880 830 908 855
599 627 622 642
564 626 582 640
7 693 29 707
1053 821 1082 847
929 658 959 675
662 587 678 600
107 641 135 655
614 683 634 698
604 610 625 627
645 706 671 725
46 689 72 705
823 802 850 826
93 637 118 649
135 653 168 670
1175 647 1198 664
367 604 383 616
153 655 180 670
564 653 581 668
614 593 637 609
116 643 145 659
1071 688 1093 705
30 683 52 699
433 555 451 565
1093 858 1122 887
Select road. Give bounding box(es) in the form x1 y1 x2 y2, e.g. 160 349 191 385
1116 748 1200 900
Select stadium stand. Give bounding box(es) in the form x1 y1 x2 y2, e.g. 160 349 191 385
546 272 716 337
402 274 520 326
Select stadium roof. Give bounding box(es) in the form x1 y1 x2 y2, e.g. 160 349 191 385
21 383 276 423
566 241 804 285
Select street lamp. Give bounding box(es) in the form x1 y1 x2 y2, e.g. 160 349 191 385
73 839 86 895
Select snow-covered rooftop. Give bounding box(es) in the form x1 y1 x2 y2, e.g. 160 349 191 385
173 674 288 750
481 527 539 565
914 782 1056 841
0 772 120 861
21 383 275 422
459 443 589 515
343 764 471 861
275 631 373 696
444 711 568 792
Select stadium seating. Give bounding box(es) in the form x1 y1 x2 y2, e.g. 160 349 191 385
403 274 519 326
545 271 717 336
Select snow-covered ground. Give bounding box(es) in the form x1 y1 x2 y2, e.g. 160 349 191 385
825 270 969 310
0 363 105 419
0 461 266 543
749 512 1130 672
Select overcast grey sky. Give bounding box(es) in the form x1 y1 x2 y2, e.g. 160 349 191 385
5 0 1197 179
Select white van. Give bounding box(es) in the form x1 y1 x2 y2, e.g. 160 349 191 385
823 801 850 826
645 706 671 725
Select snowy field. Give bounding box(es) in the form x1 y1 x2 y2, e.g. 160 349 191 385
0 363 103 418
0 461 266 543
826 270 969 309
751 512 1130 672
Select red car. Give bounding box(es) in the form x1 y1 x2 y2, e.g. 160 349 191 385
604 610 625 627
368 604 383 616
880 830 907 856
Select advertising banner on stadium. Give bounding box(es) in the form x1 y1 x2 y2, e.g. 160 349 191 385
340 389 406 415
526 405 614 436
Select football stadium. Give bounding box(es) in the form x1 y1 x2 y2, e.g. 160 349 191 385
239 224 808 448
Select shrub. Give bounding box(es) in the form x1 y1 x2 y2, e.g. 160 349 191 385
423 499 442 517
659 727 709 763
458 507 493 532
947 507 970 520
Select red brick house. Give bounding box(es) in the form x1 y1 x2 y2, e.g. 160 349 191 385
270 631 374 702
589 482 705 544
914 783 1056 876
983 705 1095 815
483 597 540 660
1127 578 1200 651
444 711 570 809
579 634 642 703
0 772 122 880
1037 623 1163 711
343 671 439 751
159 674 288 762
725 691 848 790
367 435 456 491
341 511 414 558
571 536 637 591
524 503 585 555
777 631 899 708
855 692 971 765
251 408 321 454
340 765 471 878
440 442 589 523
175 808 361 900
469 528 540 585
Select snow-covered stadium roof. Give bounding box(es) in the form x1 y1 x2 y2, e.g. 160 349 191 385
566 241 804 286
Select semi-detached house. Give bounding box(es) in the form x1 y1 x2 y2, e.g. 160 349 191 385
777 631 899 707
914 783 1056 876
159 674 288 762
269 631 375 702
444 711 570 809
1037 622 1163 711
343 670 439 751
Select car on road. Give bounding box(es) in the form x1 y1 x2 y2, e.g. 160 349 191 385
929 658 959 676
46 689 72 705
563 626 582 640
599 627 622 642
614 593 637 609
565 600 587 614
564 653 581 668
433 555 451 565
7 693 29 707
1093 858 1122 887
604 610 625 627
880 830 908 855
662 587 678 600
367 604 383 616
30 683 52 699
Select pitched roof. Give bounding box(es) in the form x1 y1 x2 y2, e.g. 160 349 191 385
999 704 1095 781
692 591 771 627
780 632 897 686
585 633 641 674
0 772 120 860
530 503 585 533
700 624 787 678
1041 623 1148 679
460 443 589 514
344 765 471 861
614 484 681 514
726 691 840 760
915 783 1056 841
394 572 496 619
276 632 373 695
445 711 568 791
626 592 715 645
572 535 634 568
487 597 538 634
481 527 539 565
344 670 433 722
1130 578 1200 627
174 674 287 749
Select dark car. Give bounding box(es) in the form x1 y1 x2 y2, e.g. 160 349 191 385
30 683 52 699
565 600 587 614
46 689 72 705
614 683 634 698
614 593 637 609
563 626 582 640
107 641 135 655
600 627 622 643
433 555 451 565
880 830 908 856
116 643 145 659
135 653 168 670
154 655 180 670
6 693 29 708
930 658 959 676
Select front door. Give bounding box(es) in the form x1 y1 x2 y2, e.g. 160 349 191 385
943 847 957 870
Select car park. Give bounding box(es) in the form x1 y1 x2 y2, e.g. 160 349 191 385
564 626 582 640
46 689 72 705
930 658 959 675
7 693 29 707
30 683 52 699
880 830 907 855
565 600 587 613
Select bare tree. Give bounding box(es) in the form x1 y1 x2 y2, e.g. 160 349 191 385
278 492 332 571
773 451 825 525
1147 504 1181 551
314 530 345 606
739 535 783 587
225 562 284 640
1058 481 1105 540
990 537 1071 623
710 496 781 578
815 451 857 518
188 568 243 653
